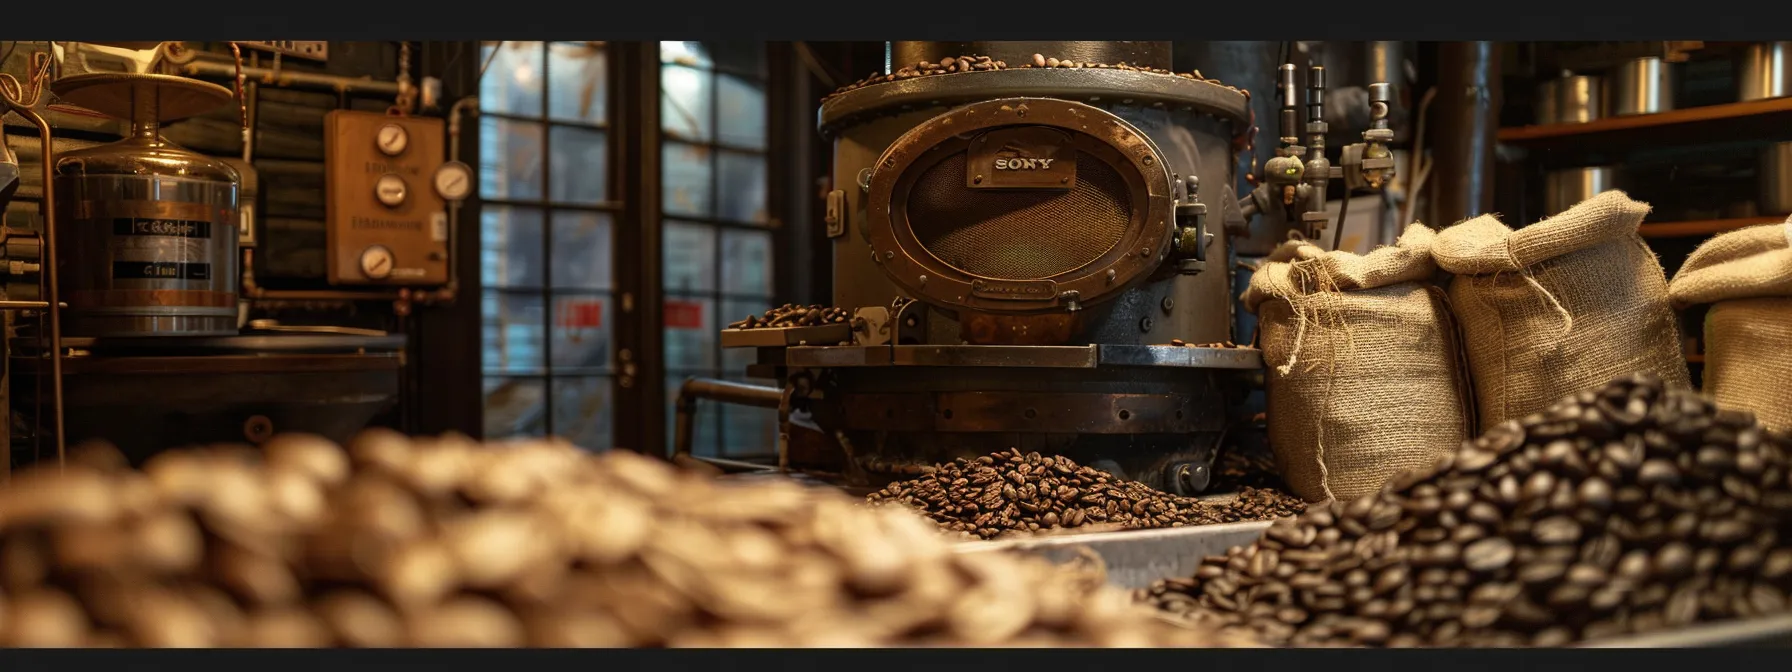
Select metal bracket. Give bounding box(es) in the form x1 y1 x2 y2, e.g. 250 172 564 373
1173 175 1210 274
892 299 927 344
824 189 847 239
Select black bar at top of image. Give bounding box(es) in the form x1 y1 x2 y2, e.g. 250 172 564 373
0 647 1787 672
28 0 1785 42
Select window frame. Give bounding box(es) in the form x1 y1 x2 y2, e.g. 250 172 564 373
476 41 621 449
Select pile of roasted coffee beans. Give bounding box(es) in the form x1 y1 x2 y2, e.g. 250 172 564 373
726 304 849 330
1211 449 1289 492
822 53 1246 102
1140 374 1792 647
868 449 1306 539
0 434 1257 648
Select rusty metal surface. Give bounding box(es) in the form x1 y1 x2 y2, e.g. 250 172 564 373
1099 345 1262 370
819 67 1251 136
840 391 1205 434
50 73 233 122
891 345 1098 368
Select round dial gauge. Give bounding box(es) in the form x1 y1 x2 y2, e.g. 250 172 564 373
433 161 474 201
375 173 408 208
360 246 395 280
375 123 409 156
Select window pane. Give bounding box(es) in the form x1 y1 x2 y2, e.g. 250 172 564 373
482 290 545 373
721 389 778 458
547 42 607 125
663 142 713 218
664 295 717 371
481 206 543 289
722 298 771 376
551 293 612 372
552 376 612 451
667 375 720 457
479 42 544 117
720 229 772 296
717 150 767 224
717 73 767 150
660 65 714 143
548 125 608 205
550 210 612 291
660 41 713 68
662 221 716 293
689 42 766 77
484 376 547 439
479 117 544 200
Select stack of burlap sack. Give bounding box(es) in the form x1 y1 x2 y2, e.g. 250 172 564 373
1666 217 1792 432
1246 191 1695 503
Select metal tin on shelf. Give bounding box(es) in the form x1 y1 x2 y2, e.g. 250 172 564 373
1610 57 1674 116
1535 74 1603 125
1545 167 1616 216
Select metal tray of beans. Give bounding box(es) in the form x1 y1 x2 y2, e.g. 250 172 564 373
961 522 1792 648
719 323 853 348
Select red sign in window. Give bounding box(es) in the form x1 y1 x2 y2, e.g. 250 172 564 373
664 300 706 330
558 300 603 329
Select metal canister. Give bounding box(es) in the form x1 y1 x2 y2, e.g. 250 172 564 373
1739 42 1792 101
1740 44 1792 215
1609 57 1673 116
1545 167 1615 216
1535 74 1603 124
51 73 240 337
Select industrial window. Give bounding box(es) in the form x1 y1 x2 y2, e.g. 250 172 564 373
659 41 777 459
478 41 615 450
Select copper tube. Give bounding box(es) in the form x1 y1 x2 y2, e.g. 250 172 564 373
672 377 783 460
178 58 401 97
240 248 403 302
4 100 64 467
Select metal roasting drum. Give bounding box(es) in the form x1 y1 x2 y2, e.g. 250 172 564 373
50 72 241 337
691 42 1391 495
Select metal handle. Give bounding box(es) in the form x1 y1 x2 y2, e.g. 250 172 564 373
671 377 784 460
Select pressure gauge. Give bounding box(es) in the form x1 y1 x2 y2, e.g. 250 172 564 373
375 123 409 156
359 245 395 280
433 161 473 201
375 173 408 208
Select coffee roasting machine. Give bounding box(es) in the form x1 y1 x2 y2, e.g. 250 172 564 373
681 41 1398 494
1 42 471 470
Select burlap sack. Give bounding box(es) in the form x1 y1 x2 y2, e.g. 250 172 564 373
1667 219 1792 431
1433 191 1690 432
1243 224 1472 503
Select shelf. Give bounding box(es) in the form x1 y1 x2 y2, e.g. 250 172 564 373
1497 98 1792 155
1687 354 1706 364
1638 216 1782 239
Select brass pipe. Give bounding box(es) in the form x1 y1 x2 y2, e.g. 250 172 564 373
4 100 64 468
240 248 403 302
672 377 783 460
179 59 402 97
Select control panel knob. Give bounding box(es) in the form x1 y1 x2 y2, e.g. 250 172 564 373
359 245 395 280
375 123 409 156
375 173 408 208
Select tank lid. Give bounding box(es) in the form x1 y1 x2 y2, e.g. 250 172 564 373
51 72 233 123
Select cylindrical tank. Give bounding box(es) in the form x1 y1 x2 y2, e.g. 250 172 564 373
1609 57 1673 116
51 73 240 337
1738 42 1792 101
1739 44 1792 215
1544 166 1616 216
1535 74 1602 124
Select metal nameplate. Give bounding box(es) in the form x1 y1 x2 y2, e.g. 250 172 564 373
970 278 1057 302
966 127 1077 190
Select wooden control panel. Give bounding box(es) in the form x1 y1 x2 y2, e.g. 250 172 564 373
324 110 450 286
